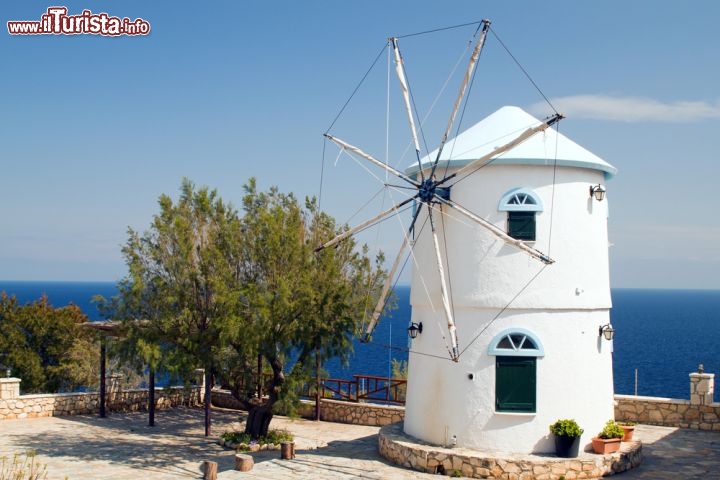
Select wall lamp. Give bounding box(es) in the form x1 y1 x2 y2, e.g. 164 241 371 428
598 323 615 341
408 322 423 339
590 184 606 201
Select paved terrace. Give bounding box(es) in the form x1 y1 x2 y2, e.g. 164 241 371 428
0 407 718 479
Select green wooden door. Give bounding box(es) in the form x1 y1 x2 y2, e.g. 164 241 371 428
496 356 536 412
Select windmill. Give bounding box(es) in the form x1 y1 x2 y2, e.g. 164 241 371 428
316 20 561 362
318 19 617 455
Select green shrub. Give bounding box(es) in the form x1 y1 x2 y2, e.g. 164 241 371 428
220 428 294 450
598 420 624 439
264 429 294 444
549 419 584 438
220 431 251 445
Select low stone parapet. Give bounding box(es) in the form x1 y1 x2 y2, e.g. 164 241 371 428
379 422 643 479
211 389 403 427
317 398 404 426
0 386 201 420
615 394 720 430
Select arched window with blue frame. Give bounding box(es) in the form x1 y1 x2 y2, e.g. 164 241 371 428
498 188 543 241
488 328 544 413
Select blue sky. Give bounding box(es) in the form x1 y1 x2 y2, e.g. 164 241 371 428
1 1 718 289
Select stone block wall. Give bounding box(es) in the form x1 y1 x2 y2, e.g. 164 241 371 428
614 394 720 430
317 398 404 426
379 422 643 479
690 372 714 405
211 389 404 427
0 386 201 420
0 378 21 399
614 369 719 430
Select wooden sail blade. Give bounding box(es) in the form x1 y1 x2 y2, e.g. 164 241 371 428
429 19 491 179
428 208 460 362
314 196 416 252
324 133 420 188
391 37 422 156
436 196 554 264
437 113 563 186
361 232 412 342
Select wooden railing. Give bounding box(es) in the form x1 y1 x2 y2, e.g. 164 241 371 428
304 375 407 405
228 372 407 405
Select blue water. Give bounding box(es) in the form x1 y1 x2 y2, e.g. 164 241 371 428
0 281 117 320
1 281 718 400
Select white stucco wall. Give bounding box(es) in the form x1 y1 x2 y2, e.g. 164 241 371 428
404 308 615 453
409 165 611 310
404 163 615 453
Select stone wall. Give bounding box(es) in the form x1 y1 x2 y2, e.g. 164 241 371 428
614 369 719 430
317 398 404 426
0 386 201 420
211 389 404 427
614 394 720 430
379 422 643 479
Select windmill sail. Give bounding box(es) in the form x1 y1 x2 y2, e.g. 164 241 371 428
320 19 564 361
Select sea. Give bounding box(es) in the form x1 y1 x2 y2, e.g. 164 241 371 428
1 281 718 401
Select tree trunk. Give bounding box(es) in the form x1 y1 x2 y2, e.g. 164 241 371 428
243 355 284 439
245 403 273 439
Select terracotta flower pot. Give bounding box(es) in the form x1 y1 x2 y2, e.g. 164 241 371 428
620 425 635 442
591 437 621 454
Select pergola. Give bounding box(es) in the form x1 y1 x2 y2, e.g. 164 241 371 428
82 320 158 426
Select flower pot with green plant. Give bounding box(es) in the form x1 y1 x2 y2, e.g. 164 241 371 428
617 421 636 442
549 419 584 458
592 420 624 454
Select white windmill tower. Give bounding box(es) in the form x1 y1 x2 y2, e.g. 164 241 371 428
318 20 617 454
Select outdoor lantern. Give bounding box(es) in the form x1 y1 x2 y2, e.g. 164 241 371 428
407 322 423 339
598 323 615 341
5 367 10 378
590 184 606 201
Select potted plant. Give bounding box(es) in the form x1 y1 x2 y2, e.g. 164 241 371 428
591 420 624 454
549 419 584 458
617 421 636 442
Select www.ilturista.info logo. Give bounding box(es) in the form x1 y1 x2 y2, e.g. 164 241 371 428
7 7 150 36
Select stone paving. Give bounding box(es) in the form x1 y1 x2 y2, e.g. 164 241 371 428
0 407 718 479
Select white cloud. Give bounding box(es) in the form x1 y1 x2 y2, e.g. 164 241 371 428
528 95 720 122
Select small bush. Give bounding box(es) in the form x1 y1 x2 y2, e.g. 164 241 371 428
549 419 583 438
264 429 294 444
598 420 624 439
220 431 251 445
220 428 294 451
0 451 48 480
